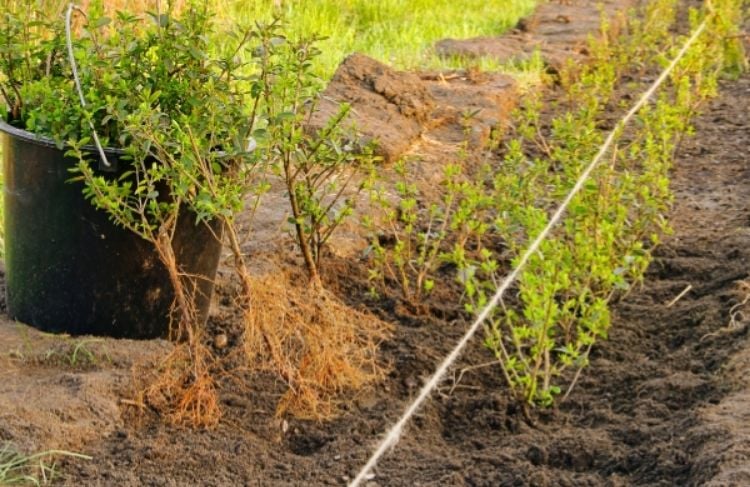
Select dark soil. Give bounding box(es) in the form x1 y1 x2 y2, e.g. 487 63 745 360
1 2 748 487
53 53 750 487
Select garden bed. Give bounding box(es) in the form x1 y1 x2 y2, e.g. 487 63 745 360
0 1 748 485
1 70 748 486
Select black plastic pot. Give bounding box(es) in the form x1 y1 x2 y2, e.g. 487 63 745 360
0 121 223 339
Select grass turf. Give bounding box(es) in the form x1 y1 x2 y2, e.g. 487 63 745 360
214 0 538 78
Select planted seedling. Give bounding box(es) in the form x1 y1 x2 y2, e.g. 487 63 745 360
447 0 745 407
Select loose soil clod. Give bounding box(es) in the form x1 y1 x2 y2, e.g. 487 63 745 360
308 54 436 164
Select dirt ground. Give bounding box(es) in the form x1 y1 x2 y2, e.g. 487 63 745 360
1 66 746 487
1 2 749 487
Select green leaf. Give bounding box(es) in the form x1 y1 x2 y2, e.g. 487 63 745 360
93 17 111 29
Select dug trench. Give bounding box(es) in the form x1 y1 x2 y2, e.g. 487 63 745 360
0 4 748 487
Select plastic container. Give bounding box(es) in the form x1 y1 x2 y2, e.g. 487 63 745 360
0 120 223 338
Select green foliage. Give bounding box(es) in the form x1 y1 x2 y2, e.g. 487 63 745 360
57 3 259 246
364 112 498 305
0 1 65 123
2 0 368 318
3 2 224 145
249 23 377 284
704 0 749 76
365 160 462 304
364 0 743 406
446 0 743 407
364 112 499 306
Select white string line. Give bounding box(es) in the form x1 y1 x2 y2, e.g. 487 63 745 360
65 3 111 168
349 18 708 487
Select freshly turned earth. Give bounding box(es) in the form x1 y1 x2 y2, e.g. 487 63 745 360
306 53 519 165
308 0 637 169
2 67 746 487
307 53 436 164
436 0 638 73
0 1 748 485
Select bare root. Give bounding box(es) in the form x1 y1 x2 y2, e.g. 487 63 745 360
243 271 392 420
132 233 222 429
137 341 221 428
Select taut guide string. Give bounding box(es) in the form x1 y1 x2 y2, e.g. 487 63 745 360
349 18 709 487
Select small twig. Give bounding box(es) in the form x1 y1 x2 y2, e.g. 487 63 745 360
120 398 147 408
446 360 501 396
699 319 747 342
728 291 750 329
666 284 692 308
560 343 593 404
700 281 750 341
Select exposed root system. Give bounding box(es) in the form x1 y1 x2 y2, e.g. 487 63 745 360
243 271 392 420
137 340 222 429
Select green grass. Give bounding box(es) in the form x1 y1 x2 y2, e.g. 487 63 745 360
216 0 538 78
0 442 91 486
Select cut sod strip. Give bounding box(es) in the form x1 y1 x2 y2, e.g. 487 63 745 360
349 17 710 487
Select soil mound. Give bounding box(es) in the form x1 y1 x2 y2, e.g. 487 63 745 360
311 0 638 170
436 0 636 72
307 53 435 163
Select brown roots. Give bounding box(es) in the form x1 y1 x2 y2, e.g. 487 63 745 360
137 340 221 429
243 271 392 420
131 233 222 429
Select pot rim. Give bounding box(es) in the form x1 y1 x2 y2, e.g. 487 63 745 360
0 119 125 156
